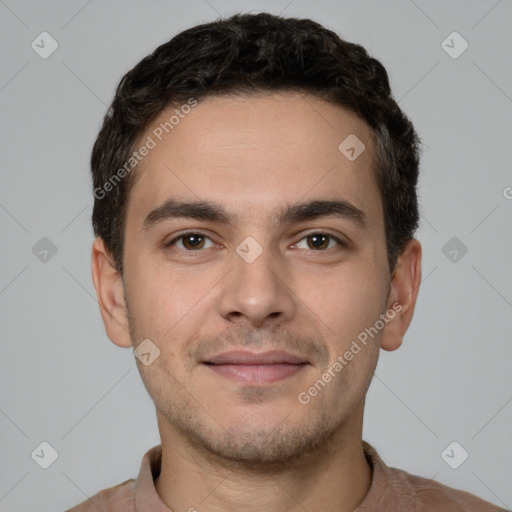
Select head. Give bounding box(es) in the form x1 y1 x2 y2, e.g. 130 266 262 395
91 13 422 469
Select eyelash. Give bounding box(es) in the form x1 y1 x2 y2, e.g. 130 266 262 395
164 231 347 253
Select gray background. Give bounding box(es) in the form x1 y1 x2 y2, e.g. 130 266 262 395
0 0 511 510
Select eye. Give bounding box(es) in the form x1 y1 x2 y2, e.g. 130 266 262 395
165 232 216 251
293 232 345 251
164 231 347 253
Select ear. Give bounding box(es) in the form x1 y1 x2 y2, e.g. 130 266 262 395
91 237 132 348
380 238 422 352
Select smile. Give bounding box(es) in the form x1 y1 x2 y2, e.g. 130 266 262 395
204 362 308 383
202 349 310 384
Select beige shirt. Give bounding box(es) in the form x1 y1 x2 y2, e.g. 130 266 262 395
66 441 507 511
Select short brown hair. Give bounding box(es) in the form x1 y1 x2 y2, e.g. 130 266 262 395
91 12 421 275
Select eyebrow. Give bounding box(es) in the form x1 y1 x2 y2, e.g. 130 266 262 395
142 198 369 232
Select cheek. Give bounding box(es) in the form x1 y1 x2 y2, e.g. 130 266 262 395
300 263 387 340
126 257 216 346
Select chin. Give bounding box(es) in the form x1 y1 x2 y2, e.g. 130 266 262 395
174 406 342 471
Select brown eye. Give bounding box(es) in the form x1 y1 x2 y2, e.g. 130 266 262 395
181 234 205 250
307 234 329 250
295 233 345 251
166 232 214 251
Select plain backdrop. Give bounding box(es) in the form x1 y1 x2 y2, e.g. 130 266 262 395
0 0 511 510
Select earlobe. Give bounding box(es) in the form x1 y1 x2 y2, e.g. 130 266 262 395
91 237 132 348
381 238 422 352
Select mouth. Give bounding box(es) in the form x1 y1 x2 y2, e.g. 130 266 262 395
202 350 309 384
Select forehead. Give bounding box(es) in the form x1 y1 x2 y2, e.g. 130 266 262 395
126 92 382 232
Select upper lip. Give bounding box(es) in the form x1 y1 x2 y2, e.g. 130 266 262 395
204 350 308 365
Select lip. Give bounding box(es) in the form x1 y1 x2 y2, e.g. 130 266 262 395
204 350 308 365
203 350 309 384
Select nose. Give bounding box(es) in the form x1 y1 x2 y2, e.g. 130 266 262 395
218 239 297 328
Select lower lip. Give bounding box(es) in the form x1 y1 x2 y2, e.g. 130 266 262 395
205 363 307 383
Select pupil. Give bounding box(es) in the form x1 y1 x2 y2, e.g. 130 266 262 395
310 234 327 249
186 235 202 248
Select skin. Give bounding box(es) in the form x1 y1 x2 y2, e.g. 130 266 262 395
92 91 422 512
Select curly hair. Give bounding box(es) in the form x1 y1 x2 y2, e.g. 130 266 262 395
91 12 421 275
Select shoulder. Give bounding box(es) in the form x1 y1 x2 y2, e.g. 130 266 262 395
65 478 135 512
389 466 507 511
361 442 507 512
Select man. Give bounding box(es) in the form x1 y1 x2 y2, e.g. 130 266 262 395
68 12 506 512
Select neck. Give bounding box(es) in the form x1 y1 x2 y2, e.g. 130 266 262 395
154 406 372 512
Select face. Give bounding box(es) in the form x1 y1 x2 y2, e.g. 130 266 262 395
101 92 409 467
